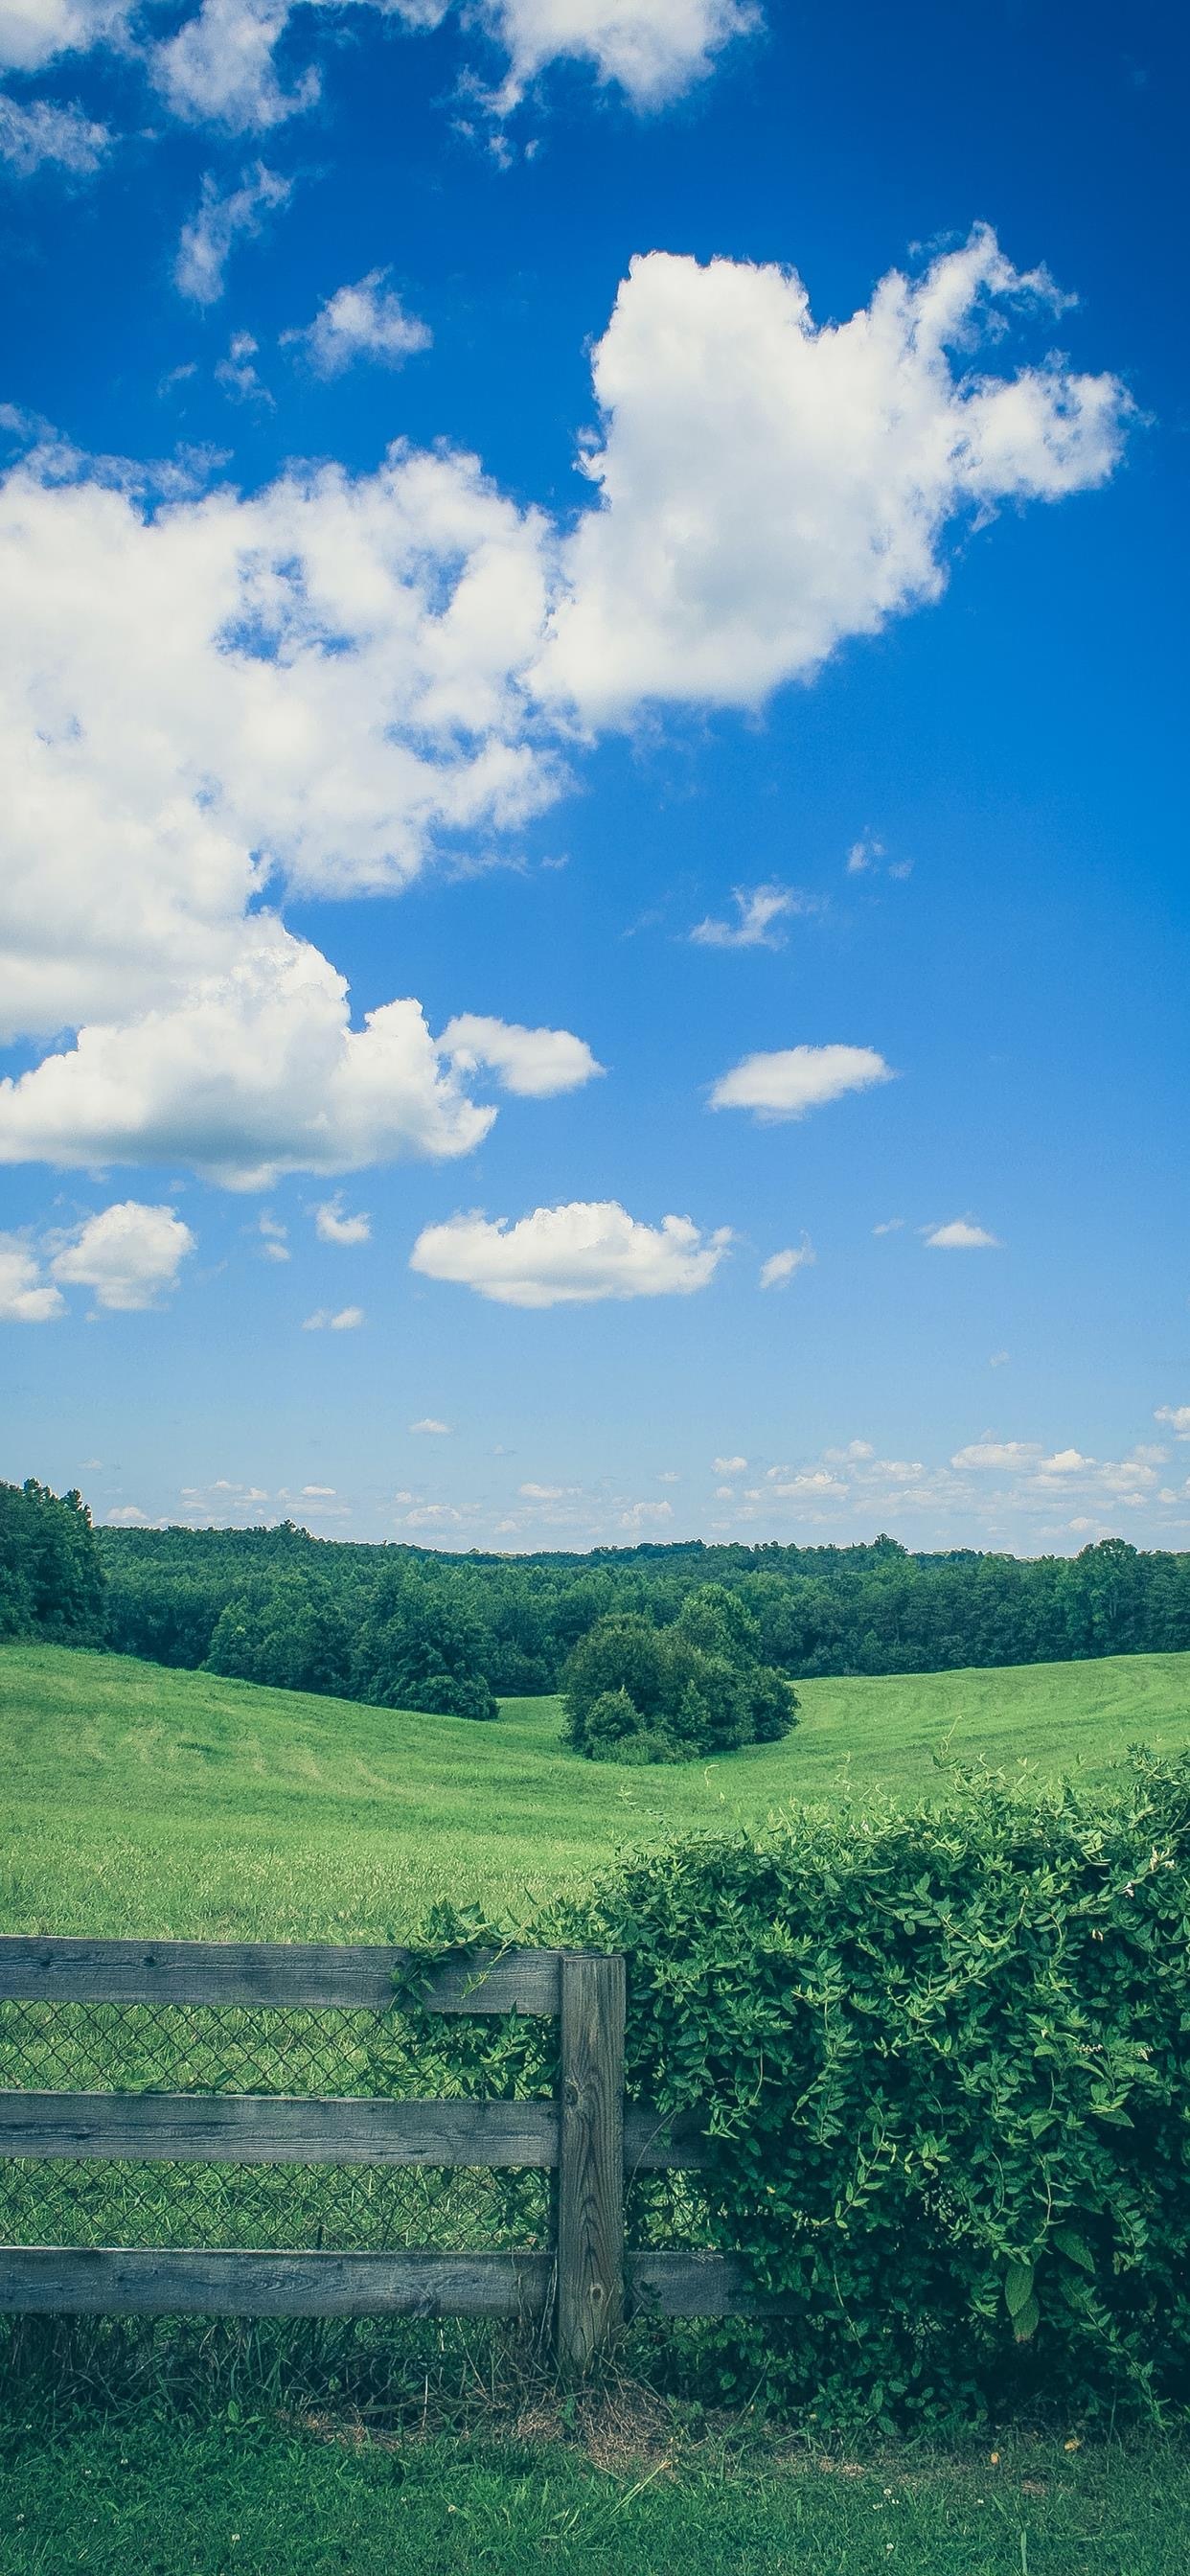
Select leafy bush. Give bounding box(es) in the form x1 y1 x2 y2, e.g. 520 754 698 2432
405 1755 1190 2424
562 1587 798 1760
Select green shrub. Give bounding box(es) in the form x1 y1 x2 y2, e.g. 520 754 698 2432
405 1755 1190 2423
562 1590 799 1761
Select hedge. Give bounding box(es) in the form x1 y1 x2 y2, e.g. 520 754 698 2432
401 1754 1190 2425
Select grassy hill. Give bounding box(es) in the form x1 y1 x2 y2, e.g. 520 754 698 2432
4 1640 1189 1941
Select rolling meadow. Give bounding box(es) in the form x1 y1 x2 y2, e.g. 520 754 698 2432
5 1638 1190 1939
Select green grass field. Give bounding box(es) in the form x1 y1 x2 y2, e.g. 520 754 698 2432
3 2418 1187 2576
2 1639 1188 1940
4 1640 1189 2571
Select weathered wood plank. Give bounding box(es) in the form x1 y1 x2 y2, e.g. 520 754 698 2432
0 2093 706 2171
0 2243 798 2319
0 2246 552 2318
0 2091 559 2169
0 1937 561 2016
557 1952 625 2369
627 2251 798 2318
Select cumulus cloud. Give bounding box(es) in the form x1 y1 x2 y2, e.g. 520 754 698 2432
924 1218 1002 1250
713 1454 746 1473
0 432 556 1048
48 1199 195 1310
314 1195 371 1246
538 230 1130 719
303 1302 363 1329
484 0 758 109
286 270 432 378
689 883 801 950
438 1013 604 1097
410 1199 731 1307
155 0 317 130
0 940 508 1186
174 162 292 305
0 1238 65 1321
1156 1404 1190 1439
410 1416 452 1434
873 1216 904 1234
710 1042 893 1121
950 1438 1041 1471
0 90 108 170
759 1237 814 1289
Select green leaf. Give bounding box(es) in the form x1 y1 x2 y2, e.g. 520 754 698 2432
1013 2294 1041 2343
1004 2261 1035 2318
1052 2227 1095 2274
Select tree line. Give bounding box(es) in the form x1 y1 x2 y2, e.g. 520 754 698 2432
4 1481 1190 1720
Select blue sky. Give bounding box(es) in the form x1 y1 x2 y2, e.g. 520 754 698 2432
1 0 1186 1552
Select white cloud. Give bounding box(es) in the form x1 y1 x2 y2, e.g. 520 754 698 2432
710 1042 893 1120
155 0 317 130
873 1216 904 1235
924 1218 1002 1250
0 0 127 72
950 1438 1041 1471
713 1454 746 1473
1037 1447 1095 1475
768 1468 847 1501
438 1013 604 1097
409 1416 452 1434
0 90 108 170
989 1348 1010 1368
0 433 556 1050
0 940 504 1187
301 1483 336 1495
759 1236 814 1290
0 1238 65 1321
823 1438 875 1463
538 230 1129 720
620 1496 674 1530
846 832 883 874
286 270 432 378
257 1209 288 1260
1 0 757 122
1156 1404 1190 1439
485 0 758 108
49 1199 195 1310
174 163 292 305
518 1480 579 1499
302 1303 363 1330
314 1195 371 1246
410 1198 731 1307
215 330 270 403
105 1503 150 1523
689 883 800 950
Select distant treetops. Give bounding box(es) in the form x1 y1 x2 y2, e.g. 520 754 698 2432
562 1583 799 1763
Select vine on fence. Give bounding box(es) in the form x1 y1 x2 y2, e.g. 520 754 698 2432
396 1755 1190 2426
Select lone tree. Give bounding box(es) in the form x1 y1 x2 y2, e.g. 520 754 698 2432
562 1586 799 1764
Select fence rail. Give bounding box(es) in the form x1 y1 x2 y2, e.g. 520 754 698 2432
0 1934 783 2366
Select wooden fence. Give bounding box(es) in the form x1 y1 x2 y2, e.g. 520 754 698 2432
0 1935 789 2369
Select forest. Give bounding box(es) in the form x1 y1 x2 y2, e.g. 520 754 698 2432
5 1477 1190 1717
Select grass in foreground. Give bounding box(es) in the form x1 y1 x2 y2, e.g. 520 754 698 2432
3 1641 1189 1940
1 2416 1187 2576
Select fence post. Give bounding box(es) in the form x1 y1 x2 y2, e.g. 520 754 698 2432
556 1950 625 2371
